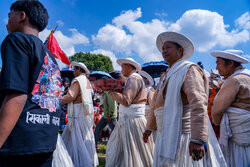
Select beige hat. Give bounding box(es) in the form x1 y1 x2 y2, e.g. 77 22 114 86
71 61 90 74
210 49 249 64
156 31 194 60
138 70 154 86
117 58 141 71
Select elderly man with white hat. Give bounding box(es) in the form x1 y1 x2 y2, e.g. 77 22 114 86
61 61 99 167
210 49 250 167
143 31 226 167
105 58 154 167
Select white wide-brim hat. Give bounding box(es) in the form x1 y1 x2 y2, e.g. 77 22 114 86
117 58 141 71
156 31 194 60
210 49 249 64
71 61 90 74
138 71 154 86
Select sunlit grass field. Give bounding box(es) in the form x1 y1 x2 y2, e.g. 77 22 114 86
97 141 107 167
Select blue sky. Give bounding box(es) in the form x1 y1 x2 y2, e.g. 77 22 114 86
0 0 249 71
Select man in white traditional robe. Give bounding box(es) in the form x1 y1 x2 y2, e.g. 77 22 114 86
210 49 250 167
143 31 226 167
105 58 154 167
61 61 98 167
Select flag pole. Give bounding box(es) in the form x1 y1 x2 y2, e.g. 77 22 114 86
44 25 58 45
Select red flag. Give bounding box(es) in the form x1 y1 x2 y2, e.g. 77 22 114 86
46 34 70 65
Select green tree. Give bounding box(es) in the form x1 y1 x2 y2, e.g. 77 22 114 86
69 52 114 73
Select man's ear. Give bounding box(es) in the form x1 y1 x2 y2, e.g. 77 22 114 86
19 11 27 23
229 60 235 68
178 47 184 57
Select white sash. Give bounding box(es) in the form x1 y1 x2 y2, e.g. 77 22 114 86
67 74 94 130
117 104 146 128
73 74 94 115
119 104 146 117
220 107 250 164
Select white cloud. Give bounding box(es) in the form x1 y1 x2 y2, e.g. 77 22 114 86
168 9 250 52
235 12 250 30
92 8 168 62
38 28 49 41
92 8 249 63
92 24 132 54
112 7 142 28
56 59 68 70
91 49 121 70
155 12 168 20
39 28 89 56
56 20 64 27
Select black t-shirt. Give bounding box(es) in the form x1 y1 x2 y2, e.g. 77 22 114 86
0 32 62 155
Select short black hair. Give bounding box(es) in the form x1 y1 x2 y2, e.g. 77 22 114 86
10 0 49 32
75 66 86 73
95 99 100 103
220 57 241 68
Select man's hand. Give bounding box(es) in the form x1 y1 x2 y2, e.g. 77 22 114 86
143 130 152 143
189 141 205 161
0 93 27 148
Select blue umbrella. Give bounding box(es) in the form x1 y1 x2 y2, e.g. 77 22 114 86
61 67 74 71
60 67 74 81
142 61 168 78
109 70 122 79
88 71 113 80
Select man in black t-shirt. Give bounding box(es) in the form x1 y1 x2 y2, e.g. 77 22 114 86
0 1 62 167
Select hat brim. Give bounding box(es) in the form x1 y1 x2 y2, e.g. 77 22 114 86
138 71 154 86
156 31 194 60
71 61 90 74
117 59 141 71
210 51 249 64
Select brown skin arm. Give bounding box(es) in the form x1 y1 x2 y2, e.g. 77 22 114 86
0 93 27 148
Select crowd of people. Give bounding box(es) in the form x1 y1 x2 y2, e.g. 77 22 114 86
0 1 249 167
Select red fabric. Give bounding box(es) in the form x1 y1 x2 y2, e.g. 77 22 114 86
208 86 221 138
46 34 70 65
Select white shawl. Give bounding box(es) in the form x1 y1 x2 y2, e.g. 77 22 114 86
67 74 94 129
159 60 194 165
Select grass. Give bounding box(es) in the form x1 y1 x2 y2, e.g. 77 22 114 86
97 141 107 167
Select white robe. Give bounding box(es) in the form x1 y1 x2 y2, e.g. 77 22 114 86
105 104 154 167
52 134 74 167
